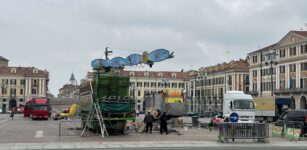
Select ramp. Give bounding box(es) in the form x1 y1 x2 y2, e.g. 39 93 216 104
136 122 146 133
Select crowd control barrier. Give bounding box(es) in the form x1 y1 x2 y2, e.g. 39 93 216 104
218 123 269 143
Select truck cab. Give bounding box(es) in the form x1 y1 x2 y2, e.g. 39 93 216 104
223 91 255 123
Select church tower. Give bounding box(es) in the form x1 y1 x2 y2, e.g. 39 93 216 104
69 73 77 86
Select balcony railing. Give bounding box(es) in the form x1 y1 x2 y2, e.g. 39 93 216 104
274 88 307 94
10 94 16 98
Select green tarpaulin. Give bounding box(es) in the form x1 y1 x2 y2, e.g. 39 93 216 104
100 102 134 113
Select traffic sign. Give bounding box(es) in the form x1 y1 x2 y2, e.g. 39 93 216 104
230 112 239 123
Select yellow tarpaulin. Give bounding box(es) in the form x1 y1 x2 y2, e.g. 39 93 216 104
166 97 183 103
60 103 78 117
254 97 275 111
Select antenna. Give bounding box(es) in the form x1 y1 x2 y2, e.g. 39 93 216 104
105 47 113 60
226 51 230 62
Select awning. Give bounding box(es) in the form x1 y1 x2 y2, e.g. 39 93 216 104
275 98 291 105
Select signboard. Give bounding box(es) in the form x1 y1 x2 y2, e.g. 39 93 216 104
230 112 239 123
167 90 182 97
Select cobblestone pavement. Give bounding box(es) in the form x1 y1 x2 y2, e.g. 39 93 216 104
0 114 10 122
0 113 219 143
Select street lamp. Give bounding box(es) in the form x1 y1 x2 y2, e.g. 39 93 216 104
265 50 278 97
197 76 202 114
1 82 7 113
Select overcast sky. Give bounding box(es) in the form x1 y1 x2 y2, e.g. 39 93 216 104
1 0 307 95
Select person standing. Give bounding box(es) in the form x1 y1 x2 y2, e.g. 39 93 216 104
160 112 168 134
10 107 16 120
144 111 154 133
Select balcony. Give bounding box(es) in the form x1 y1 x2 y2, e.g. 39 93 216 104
274 88 307 94
10 94 16 98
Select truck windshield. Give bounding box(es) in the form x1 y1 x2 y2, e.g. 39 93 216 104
234 100 254 109
33 105 48 111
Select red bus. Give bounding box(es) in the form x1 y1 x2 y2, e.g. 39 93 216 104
24 97 51 120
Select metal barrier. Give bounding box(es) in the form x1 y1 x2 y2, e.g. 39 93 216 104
218 123 269 143
59 120 83 137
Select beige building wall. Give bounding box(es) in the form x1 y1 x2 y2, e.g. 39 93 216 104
0 67 49 111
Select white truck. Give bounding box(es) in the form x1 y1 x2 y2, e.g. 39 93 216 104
223 91 255 123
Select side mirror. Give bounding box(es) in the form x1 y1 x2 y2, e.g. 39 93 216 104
230 101 233 109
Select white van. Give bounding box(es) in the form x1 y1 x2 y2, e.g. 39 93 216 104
223 91 255 123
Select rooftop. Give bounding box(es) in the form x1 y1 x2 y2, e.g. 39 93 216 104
0 66 49 76
202 59 249 74
248 43 278 55
0 56 8 61
119 70 190 79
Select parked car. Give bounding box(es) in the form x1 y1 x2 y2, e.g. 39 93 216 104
276 109 307 136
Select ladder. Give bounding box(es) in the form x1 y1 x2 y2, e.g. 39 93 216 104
81 81 109 138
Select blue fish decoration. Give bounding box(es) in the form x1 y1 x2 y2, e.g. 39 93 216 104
148 49 174 62
126 54 142 66
110 57 129 68
91 49 173 70
91 59 105 70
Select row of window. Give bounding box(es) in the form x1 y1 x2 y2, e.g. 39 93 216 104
194 77 226 87
252 78 307 91
130 82 184 88
251 44 307 64
252 82 276 91
261 82 276 91
1 88 37 95
1 79 38 86
0 99 24 102
279 44 307 58
1 79 25 86
252 62 307 76
131 90 165 97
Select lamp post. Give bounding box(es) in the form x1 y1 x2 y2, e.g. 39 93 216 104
265 50 278 97
199 77 203 114
1 82 7 113
162 79 169 111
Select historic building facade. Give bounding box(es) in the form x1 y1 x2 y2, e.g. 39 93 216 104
190 59 249 113
248 30 307 111
58 73 79 99
0 56 49 112
118 70 189 112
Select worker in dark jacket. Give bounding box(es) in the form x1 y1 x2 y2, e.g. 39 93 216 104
144 111 154 133
160 112 168 134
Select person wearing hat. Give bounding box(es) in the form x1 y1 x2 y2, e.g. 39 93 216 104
144 110 154 133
